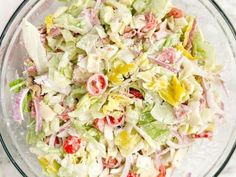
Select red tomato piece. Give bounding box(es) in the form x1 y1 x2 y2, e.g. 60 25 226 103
192 131 213 139
63 136 81 154
102 156 118 169
106 115 124 127
168 7 184 18
127 172 140 177
94 118 106 132
129 88 144 99
86 73 108 96
157 164 166 177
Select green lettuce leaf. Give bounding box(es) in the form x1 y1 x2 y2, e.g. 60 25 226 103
192 28 215 61
138 105 170 143
23 92 32 113
9 78 26 93
145 0 171 20
26 122 45 144
133 0 148 13
141 121 169 142
133 0 171 20
138 110 155 125
164 33 181 48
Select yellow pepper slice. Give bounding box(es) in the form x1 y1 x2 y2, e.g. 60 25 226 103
44 15 54 33
109 61 135 85
157 76 186 106
38 157 60 175
176 44 196 60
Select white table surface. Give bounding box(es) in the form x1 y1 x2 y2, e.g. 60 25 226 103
0 0 236 177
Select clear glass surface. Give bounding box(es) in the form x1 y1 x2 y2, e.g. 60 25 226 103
0 0 235 177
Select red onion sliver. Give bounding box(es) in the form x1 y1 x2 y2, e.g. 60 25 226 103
34 97 42 133
219 79 229 97
13 88 29 123
149 57 179 73
57 121 71 137
155 60 179 73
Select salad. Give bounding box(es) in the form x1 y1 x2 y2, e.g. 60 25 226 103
10 0 225 176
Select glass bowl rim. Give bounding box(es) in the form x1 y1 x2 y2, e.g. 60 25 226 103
0 0 235 176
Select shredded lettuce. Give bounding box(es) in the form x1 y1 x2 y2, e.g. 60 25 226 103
12 1 224 176
133 0 171 20
145 0 171 20
9 78 26 93
22 20 48 74
192 28 216 62
26 122 45 144
141 121 169 143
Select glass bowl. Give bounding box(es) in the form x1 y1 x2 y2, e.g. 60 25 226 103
0 0 236 177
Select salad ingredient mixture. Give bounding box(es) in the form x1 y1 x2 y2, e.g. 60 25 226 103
10 0 225 176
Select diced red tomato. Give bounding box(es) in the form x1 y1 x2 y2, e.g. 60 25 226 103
157 164 166 177
168 7 184 18
106 115 124 127
127 172 140 177
86 73 108 96
63 135 81 154
192 131 213 139
129 88 144 99
141 12 157 32
94 118 106 132
102 156 118 169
